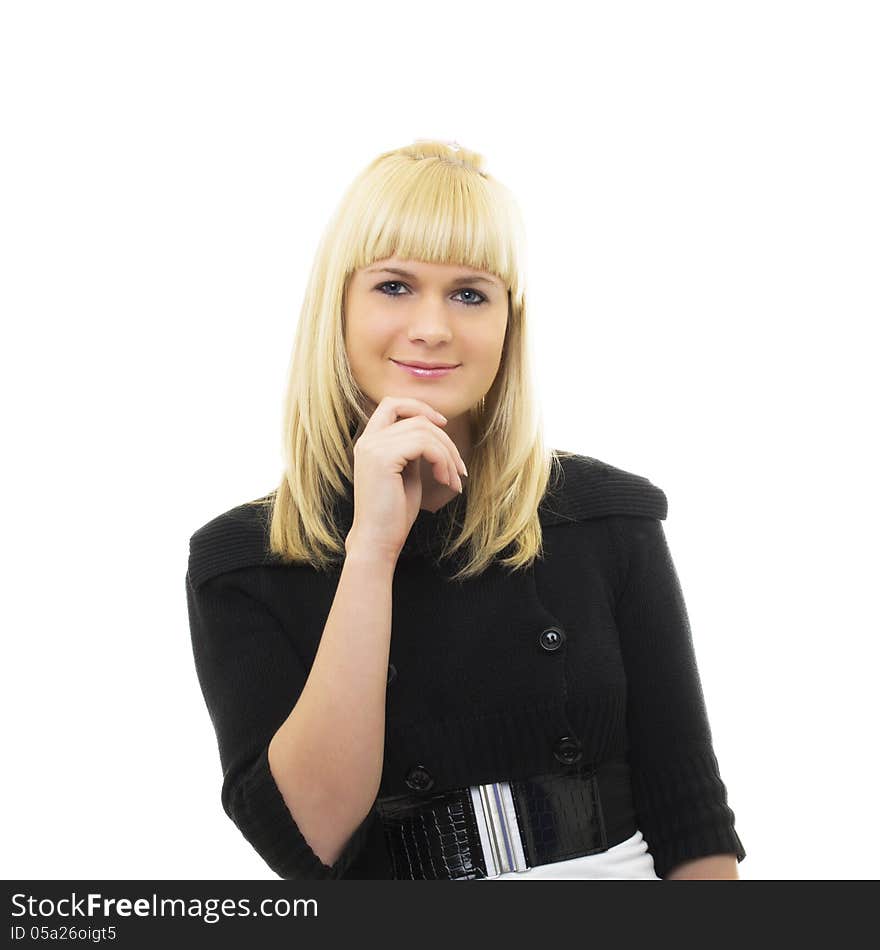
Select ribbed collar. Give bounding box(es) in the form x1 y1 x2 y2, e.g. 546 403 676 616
187 451 668 589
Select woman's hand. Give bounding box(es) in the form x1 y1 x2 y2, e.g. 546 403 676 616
345 395 468 561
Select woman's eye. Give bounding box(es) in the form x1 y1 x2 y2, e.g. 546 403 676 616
377 281 407 296
455 289 487 306
375 282 486 306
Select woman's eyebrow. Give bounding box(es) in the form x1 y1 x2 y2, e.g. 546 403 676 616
366 266 500 287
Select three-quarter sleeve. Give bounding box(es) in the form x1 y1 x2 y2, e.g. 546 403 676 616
185 566 379 879
608 515 746 879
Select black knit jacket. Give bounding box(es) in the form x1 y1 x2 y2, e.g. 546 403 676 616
185 452 746 879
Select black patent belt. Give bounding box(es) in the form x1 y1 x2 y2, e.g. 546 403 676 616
376 758 638 880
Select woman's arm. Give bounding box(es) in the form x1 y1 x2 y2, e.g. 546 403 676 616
607 514 747 879
268 541 396 868
665 853 740 880
186 543 394 879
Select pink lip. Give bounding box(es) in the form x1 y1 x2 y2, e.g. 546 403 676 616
391 359 459 378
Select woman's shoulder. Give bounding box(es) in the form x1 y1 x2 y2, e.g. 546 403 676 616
186 491 279 591
541 450 668 526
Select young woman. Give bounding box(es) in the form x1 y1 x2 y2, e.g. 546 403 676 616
185 139 746 880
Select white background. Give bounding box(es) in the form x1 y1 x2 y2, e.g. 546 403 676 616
3 0 877 881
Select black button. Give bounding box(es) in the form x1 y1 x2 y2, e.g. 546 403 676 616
553 736 583 765
405 765 434 792
538 626 566 652
387 663 397 686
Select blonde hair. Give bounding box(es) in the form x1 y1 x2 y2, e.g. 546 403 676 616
251 139 567 581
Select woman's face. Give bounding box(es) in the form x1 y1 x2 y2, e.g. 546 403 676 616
344 256 509 422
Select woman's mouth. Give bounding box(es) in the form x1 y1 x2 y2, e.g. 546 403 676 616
391 359 460 379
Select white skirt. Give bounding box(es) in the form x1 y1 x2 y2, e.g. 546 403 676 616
480 828 661 880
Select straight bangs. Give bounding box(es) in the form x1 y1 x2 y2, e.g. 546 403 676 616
341 150 525 305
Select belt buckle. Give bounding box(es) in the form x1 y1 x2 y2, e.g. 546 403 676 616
468 781 529 878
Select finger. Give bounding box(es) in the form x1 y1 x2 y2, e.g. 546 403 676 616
430 421 467 478
364 396 447 435
362 397 465 478
386 419 458 488
429 424 460 491
426 426 462 492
